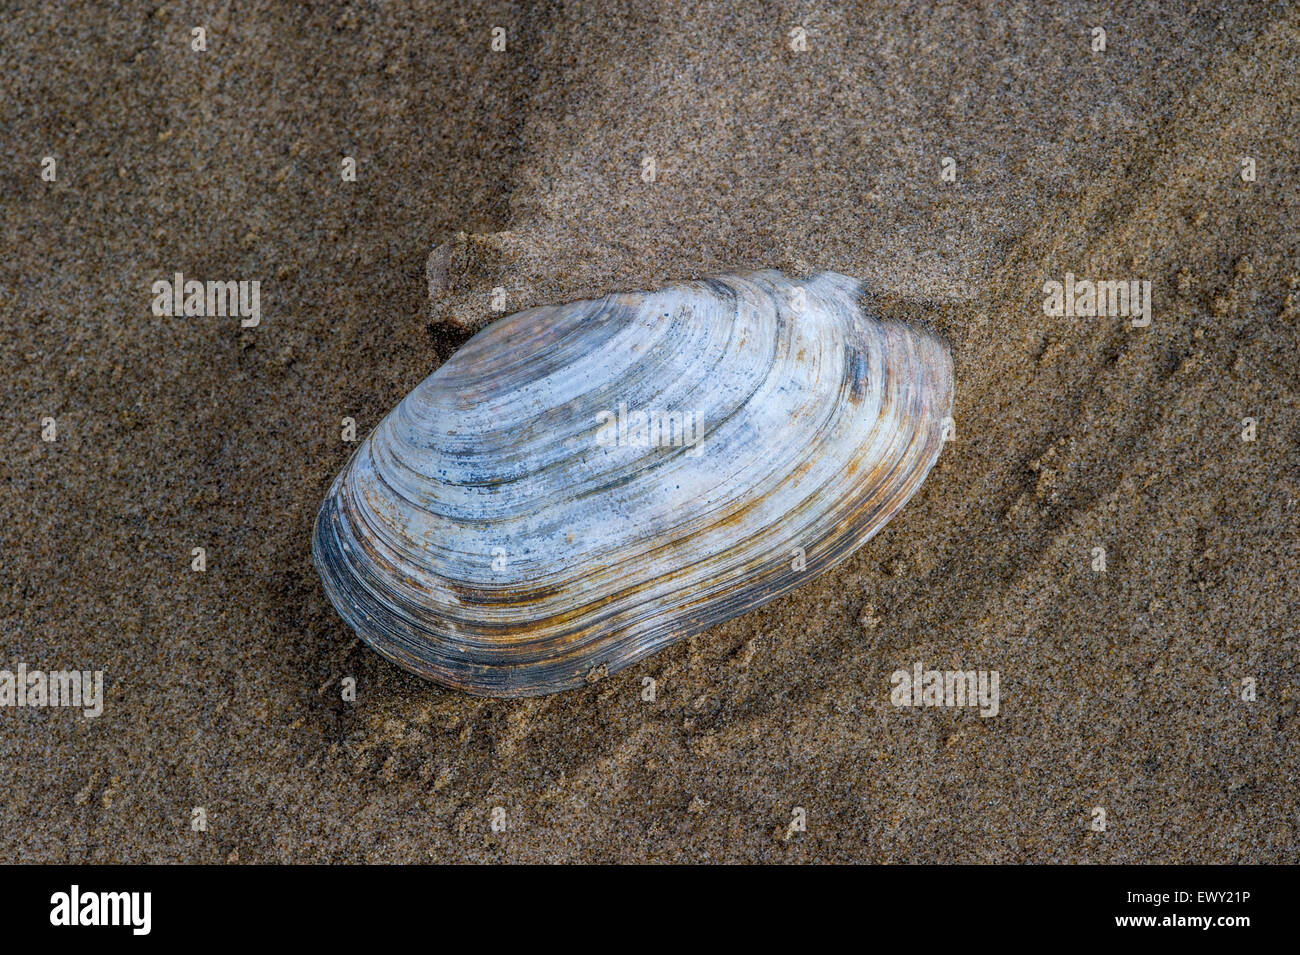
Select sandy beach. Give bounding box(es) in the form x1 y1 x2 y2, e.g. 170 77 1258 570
2 1 1297 862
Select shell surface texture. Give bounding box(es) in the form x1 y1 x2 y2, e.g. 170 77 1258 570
313 270 954 697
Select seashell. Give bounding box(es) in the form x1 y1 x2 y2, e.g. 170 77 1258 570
313 270 953 697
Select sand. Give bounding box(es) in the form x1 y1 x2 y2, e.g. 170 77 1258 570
2 1 1297 862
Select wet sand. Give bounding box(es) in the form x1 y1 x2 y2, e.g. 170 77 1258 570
2 2 1297 862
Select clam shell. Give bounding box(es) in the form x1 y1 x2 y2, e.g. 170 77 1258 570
313 271 953 696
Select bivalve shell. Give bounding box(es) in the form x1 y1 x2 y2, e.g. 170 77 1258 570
313 270 953 696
